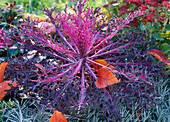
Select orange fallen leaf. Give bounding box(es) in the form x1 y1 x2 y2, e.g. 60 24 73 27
90 59 107 71
90 59 119 88
95 67 120 88
0 80 18 99
0 62 18 99
24 13 58 23
90 59 116 71
49 110 67 122
0 62 8 83
147 49 170 66
24 14 47 22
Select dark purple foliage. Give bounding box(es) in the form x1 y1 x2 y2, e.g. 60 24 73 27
4 0 167 121
0 29 11 48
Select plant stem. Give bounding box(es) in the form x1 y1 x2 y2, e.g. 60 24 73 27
78 65 86 114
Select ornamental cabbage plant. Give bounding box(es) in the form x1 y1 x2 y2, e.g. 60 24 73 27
8 0 168 121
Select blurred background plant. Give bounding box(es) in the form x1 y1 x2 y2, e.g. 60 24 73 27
101 0 170 61
0 1 24 29
0 1 22 62
0 29 19 62
1 0 109 15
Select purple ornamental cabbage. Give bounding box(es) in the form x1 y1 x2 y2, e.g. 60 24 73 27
11 0 164 120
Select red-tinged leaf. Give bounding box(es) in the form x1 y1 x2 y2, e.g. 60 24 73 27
0 62 8 83
49 110 67 122
95 67 120 88
103 3 109 7
109 1 118 5
0 80 18 99
147 49 170 66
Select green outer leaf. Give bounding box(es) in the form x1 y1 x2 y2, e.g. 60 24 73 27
164 24 170 31
140 24 145 31
147 26 154 31
163 38 170 45
152 32 164 40
160 43 170 58
8 49 18 57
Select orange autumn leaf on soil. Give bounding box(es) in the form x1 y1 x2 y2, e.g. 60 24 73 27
0 62 18 99
49 110 67 122
91 59 119 88
0 80 18 99
24 14 47 22
95 67 120 88
147 49 170 66
0 62 8 83
24 13 58 23
91 59 116 71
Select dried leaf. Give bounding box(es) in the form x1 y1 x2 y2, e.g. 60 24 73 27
0 62 8 83
24 14 47 22
49 110 67 122
147 49 170 66
37 22 56 34
95 67 120 88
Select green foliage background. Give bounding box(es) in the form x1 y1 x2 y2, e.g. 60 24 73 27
0 0 108 15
